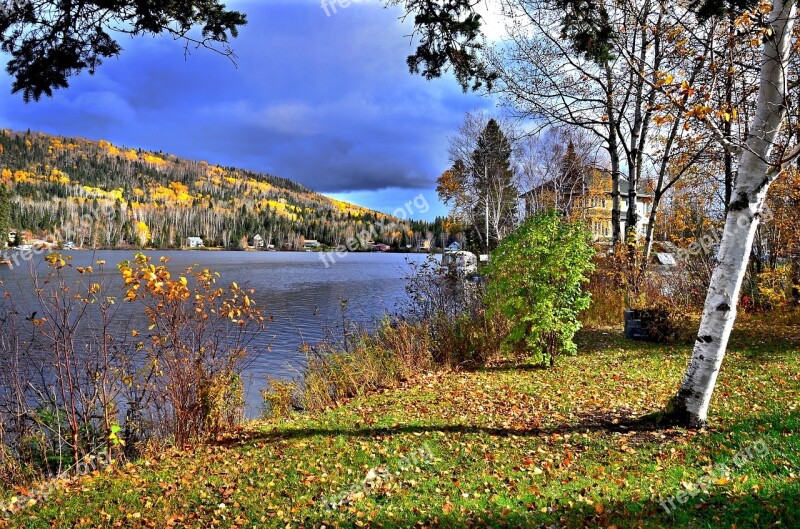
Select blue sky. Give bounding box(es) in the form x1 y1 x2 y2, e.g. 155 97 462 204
0 0 499 221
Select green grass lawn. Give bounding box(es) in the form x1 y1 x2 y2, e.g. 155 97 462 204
2 320 799 528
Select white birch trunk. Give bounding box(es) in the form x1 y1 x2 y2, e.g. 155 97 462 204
673 0 796 427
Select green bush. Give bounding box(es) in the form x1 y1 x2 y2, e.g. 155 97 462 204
486 211 595 366
260 377 298 420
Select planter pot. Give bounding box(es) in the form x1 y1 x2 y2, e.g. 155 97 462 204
624 309 671 342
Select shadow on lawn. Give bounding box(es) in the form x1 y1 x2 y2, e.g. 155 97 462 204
224 408 690 448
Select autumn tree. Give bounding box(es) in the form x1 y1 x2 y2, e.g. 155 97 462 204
437 114 518 252
629 0 800 426
761 167 800 303
0 1 247 101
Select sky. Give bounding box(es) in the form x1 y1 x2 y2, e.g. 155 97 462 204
0 0 503 221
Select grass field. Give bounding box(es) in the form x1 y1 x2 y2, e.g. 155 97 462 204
2 319 798 528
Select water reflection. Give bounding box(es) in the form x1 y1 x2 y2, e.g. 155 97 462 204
0 250 429 416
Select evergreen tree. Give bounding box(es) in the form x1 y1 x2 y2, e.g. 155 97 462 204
470 119 518 251
558 141 587 216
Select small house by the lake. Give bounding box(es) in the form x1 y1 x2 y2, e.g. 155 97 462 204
187 236 204 248
253 234 265 249
303 239 321 250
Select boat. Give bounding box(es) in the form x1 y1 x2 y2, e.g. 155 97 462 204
441 250 478 275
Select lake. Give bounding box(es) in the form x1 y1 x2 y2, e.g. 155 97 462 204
0 250 430 416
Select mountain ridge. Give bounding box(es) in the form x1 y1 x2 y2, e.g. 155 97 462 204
0 129 439 250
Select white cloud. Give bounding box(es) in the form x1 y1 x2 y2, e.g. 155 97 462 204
475 0 507 42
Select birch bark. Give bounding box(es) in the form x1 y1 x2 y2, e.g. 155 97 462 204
673 0 796 427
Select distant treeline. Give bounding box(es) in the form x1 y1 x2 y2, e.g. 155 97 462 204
0 130 447 250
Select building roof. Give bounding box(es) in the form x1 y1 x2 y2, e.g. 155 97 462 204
521 168 651 199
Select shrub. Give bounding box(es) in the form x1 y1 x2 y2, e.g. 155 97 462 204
260 377 298 420
485 212 595 367
581 251 627 329
302 319 429 411
400 255 498 367
301 255 503 412
119 253 266 446
0 254 267 487
201 372 245 433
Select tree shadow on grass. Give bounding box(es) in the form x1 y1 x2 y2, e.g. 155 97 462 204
215 411 797 528
221 408 690 448
296 411 798 528
477 362 549 373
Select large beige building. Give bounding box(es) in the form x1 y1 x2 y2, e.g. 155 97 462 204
522 168 651 241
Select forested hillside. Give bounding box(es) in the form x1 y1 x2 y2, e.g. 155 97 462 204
0 130 439 249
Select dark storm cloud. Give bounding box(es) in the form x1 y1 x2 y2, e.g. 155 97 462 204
0 0 493 203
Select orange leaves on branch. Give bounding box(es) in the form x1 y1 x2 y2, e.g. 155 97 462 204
654 72 675 88
652 114 675 126
685 104 713 120
436 167 465 204
117 253 267 444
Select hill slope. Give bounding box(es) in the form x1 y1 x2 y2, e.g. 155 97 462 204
0 130 437 249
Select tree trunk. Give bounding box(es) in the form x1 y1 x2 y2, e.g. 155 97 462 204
606 62 622 245
626 4 651 243
485 165 490 253
723 14 736 213
671 0 795 427
642 191 661 267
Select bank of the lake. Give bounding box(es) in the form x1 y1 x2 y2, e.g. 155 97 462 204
2 320 798 528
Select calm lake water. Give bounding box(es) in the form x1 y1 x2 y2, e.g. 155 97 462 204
0 250 430 415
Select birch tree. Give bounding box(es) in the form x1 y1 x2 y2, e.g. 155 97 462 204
671 0 798 427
